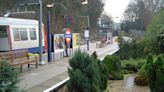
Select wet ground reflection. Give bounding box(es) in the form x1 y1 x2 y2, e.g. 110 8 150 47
108 74 150 92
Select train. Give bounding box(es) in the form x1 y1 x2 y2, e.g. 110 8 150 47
0 17 47 53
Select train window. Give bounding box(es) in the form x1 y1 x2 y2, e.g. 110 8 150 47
13 28 20 41
0 26 7 38
29 28 36 40
20 28 28 41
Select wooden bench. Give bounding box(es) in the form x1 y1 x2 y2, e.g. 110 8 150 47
96 40 107 48
0 49 38 72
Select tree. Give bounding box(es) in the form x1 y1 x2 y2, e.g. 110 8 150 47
0 0 17 16
145 9 164 54
82 0 104 34
101 14 113 25
121 0 164 32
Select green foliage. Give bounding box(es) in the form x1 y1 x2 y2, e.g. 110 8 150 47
67 69 91 92
122 0 163 32
103 55 123 80
145 10 164 54
0 60 22 92
138 64 147 76
117 39 146 60
121 59 146 73
135 64 148 86
157 33 164 53
91 51 98 60
91 51 108 91
110 71 124 80
103 55 121 72
97 60 108 91
146 54 164 92
67 50 101 92
118 10 164 60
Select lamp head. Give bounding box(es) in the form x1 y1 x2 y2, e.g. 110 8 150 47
81 0 88 4
47 3 54 8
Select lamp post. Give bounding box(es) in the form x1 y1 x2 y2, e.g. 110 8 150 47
46 3 54 62
79 16 90 51
38 0 45 64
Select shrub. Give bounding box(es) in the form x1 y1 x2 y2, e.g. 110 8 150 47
157 32 164 54
103 55 121 72
0 60 22 92
121 59 146 73
135 64 148 86
103 55 123 80
97 60 108 91
91 51 98 60
117 39 146 60
111 71 124 80
92 51 108 91
67 50 101 92
146 54 164 92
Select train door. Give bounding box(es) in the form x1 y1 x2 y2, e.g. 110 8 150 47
0 26 10 51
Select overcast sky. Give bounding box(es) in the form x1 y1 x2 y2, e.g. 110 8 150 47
103 0 130 22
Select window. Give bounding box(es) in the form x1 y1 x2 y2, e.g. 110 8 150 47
20 28 28 41
29 28 37 40
0 26 7 38
13 28 20 41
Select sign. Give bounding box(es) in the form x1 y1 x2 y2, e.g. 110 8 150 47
65 28 71 34
64 34 72 38
54 34 65 50
73 33 80 48
84 30 89 38
65 28 72 44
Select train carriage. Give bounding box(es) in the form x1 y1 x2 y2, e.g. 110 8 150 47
0 17 47 53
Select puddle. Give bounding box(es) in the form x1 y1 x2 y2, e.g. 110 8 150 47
124 76 134 90
108 74 150 92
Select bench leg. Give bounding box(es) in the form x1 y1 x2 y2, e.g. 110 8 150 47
20 64 23 72
35 56 38 68
36 62 38 68
28 64 30 68
61 52 62 59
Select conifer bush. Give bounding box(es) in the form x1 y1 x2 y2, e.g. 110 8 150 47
67 50 101 92
0 60 22 92
91 51 98 60
97 60 108 91
103 55 123 80
91 51 108 91
146 54 164 92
